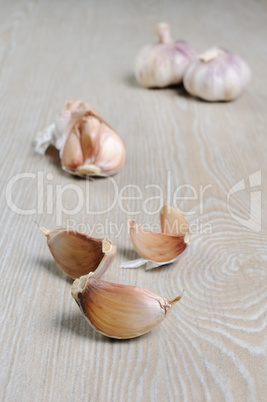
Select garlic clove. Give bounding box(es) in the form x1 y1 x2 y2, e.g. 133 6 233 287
121 205 189 269
125 204 189 265
34 100 126 177
92 126 126 174
135 22 195 88
61 125 84 171
71 273 183 339
183 46 251 101
40 226 116 278
56 100 95 157
128 218 188 263
160 204 189 236
78 112 126 175
80 116 99 162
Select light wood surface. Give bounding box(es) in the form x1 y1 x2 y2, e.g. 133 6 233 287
1 0 266 401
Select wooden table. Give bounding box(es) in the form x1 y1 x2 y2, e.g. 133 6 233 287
1 0 266 400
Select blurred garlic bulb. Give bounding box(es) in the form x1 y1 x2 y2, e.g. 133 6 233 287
34 100 126 177
183 47 251 101
121 204 189 270
72 271 183 339
40 226 116 279
135 22 195 88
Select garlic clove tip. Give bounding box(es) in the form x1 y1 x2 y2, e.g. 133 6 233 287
39 226 51 237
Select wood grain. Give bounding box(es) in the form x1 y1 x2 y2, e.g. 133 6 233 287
0 0 266 401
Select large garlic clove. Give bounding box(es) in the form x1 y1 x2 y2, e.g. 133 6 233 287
135 22 195 88
91 125 126 173
77 114 126 176
34 100 125 177
71 273 183 339
128 218 188 263
40 226 116 278
183 46 251 101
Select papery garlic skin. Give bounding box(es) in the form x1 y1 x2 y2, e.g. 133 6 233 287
72 274 183 339
183 47 251 101
135 22 195 88
40 227 115 279
34 100 126 177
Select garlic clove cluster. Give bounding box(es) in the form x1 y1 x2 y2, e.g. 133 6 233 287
121 204 189 269
135 22 195 88
183 47 251 101
39 223 183 339
40 226 116 279
71 271 183 339
34 100 126 177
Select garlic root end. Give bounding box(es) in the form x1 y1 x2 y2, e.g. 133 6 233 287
71 274 89 302
184 234 190 244
170 289 184 305
76 164 102 176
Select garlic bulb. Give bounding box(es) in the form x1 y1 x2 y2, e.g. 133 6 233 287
40 226 116 278
121 204 189 269
135 22 195 88
34 100 126 177
72 272 183 339
183 47 251 101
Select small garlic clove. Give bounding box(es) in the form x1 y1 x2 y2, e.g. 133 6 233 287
183 46 251 101
61 125 84 171
135 22 195 88
34 100 125 177
160 204 189 236
56 100 95 157
126 204 189 264
71 273 183 339
40 226 115 278
55 100 83 152
128 220 188 263
80 116 100 162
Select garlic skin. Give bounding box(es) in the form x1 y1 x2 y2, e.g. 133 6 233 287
72 273 183 339
40 226 116 278
183 47 251 101
34 100 126 177
135 22 195 88
121 205 189 269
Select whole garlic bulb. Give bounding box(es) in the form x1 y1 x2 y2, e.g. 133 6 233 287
183 47 251 101
135 22 195 88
